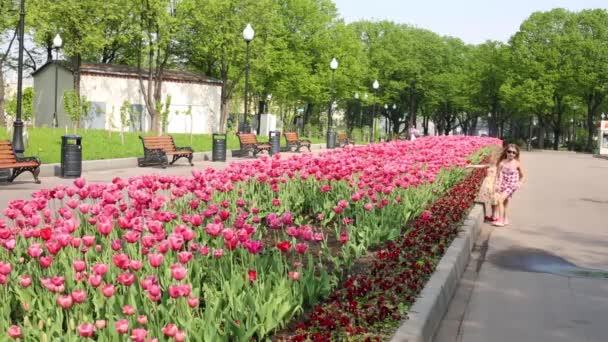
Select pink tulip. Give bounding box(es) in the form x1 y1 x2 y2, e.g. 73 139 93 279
26 244 43 258
174 330 186 342
95 320 106 330
130 328 148 342
38 255 53 268
74 177 86 189
212 248 224 258
295 243 309 254
71 289 87 303
57 295 73 309
7 325 21 339
162 323 178 337
117 273 136 286
122 305 136 316
83 236 96 247
19 275 32 287
177 251 193 264
74 260 86 272
101 284 115 298
115 319 129 334
88 275 102 287
288 271 300 281
170 264 187 281
187 297 199 308
78 323 95 338
147 253 163 268
129 260 143 271
137 315 148 325
92 263 108 275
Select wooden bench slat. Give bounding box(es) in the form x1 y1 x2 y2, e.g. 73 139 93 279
0 161 40 169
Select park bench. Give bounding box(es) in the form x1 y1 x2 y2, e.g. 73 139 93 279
284 132 311 152
237 133 271 157
0 140 41 184
138 136 193 168
337 132 355 147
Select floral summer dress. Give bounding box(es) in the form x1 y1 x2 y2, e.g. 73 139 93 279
477 166 498 205
497 163 520 198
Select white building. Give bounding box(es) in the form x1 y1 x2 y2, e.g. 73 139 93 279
32 62 222 133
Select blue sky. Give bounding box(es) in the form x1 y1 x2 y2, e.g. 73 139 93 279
332 0 607 44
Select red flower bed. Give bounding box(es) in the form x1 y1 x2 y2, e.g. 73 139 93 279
287 167 486 341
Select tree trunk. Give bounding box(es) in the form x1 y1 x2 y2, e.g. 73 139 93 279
219 83 229 133
538 116 546 149
0 60 5 127
72 54 82 98
423 115 429 135
304 103 313 126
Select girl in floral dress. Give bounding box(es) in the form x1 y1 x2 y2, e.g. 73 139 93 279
468 150 499 221
493 144 526 227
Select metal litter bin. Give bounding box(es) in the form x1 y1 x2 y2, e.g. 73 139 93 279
212 133 227 162
269 130 281 155
326 130 337 149
61 135 82 178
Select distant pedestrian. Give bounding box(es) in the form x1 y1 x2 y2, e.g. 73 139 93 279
493 144 526 227
409 126 419 141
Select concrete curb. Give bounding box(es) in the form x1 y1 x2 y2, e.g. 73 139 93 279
38 143 326 177
391 204 484 342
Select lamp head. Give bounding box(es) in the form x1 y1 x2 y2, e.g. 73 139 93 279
53 34 63 49
243 24 255 42
354 92 359 99
330 57 338 70
372 80 379 89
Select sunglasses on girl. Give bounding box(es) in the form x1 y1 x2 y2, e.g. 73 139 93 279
507 150 517 155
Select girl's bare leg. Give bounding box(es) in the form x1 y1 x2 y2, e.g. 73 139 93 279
503 198 510 225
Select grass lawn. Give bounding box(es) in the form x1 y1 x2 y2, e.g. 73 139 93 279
0 127 324 164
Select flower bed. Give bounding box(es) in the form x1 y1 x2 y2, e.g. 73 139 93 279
286 165 487 341
0 136 499 341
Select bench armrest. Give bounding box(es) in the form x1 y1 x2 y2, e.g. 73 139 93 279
16 156 41 165
175 146 193 152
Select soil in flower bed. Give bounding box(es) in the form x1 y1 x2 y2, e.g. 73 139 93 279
277 166 487 341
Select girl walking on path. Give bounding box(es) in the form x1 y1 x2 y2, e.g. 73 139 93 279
493 144 526 227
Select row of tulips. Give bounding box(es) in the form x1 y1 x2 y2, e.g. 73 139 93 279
0 136 499 341
287 164 488 341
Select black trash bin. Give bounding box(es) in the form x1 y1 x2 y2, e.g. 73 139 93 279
212 133 227 162
269 130 281 155
326 130 337 149
61 135 82 178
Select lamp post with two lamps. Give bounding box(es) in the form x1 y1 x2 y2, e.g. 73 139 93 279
241 23 255 133
52 34 63 128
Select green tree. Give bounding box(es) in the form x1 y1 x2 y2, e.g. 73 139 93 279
510 9 578 150
571 9 608 151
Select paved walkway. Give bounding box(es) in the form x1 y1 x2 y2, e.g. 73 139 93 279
435 151 608 342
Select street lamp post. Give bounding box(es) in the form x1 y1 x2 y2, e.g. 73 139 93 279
372 80 379 143
383 104 388 138
12 0 26 157
326 58 338 149
242 23 255 133
52 34 63 128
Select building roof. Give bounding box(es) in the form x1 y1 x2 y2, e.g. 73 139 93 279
32 61 222 86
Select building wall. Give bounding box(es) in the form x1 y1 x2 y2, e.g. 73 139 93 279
33 66 73 128
79 74 222 134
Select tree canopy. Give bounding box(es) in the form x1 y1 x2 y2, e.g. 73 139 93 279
0 2 606 150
